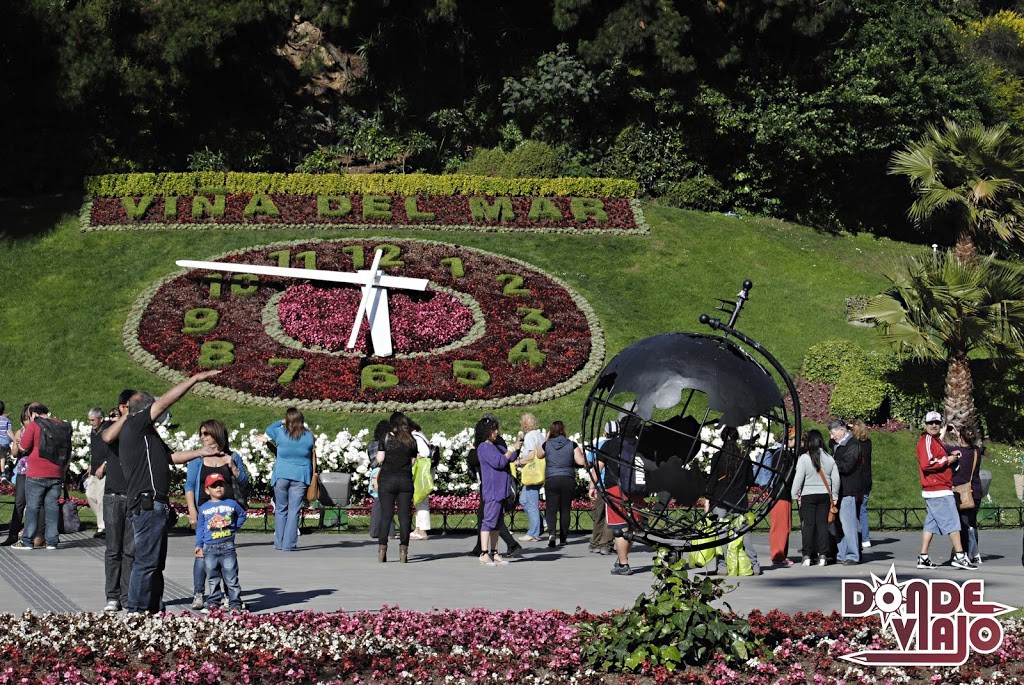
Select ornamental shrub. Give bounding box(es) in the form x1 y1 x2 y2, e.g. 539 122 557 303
459 147 507 177
296 145 348 174
578 552 762 670
662 174 729 212
187 148 228 172
800 339 866 384
830 366 889 423
500 140 560 178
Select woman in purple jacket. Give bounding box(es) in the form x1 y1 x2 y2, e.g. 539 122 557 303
474 416 522 566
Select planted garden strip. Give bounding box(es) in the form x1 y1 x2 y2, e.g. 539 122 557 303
82 193 648 234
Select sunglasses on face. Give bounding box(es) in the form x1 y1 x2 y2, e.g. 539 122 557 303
925 421 942 426
199 430 210 436
208 483 225 488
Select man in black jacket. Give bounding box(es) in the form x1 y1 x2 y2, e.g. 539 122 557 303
829 419 865 566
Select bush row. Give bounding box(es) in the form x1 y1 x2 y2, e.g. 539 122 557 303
85 172 638 199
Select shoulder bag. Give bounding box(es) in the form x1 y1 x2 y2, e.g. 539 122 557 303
518 438 546 486
306 449 320 502
952 448 978 510
818 467 838 525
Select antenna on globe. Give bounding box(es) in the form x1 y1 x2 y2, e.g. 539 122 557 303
582 279 802 556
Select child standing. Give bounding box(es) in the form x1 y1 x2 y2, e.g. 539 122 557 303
195 472 247 611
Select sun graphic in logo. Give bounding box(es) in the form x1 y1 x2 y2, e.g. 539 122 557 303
865 565 910 632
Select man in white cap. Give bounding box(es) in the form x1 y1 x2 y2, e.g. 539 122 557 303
915 411 975 570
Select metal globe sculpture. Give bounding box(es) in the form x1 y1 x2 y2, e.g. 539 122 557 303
582 281 801 552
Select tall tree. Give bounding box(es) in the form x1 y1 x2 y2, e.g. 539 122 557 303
889 119 1024 265
857 251 1024 433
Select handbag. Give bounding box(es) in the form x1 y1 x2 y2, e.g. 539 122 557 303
519 453 546 486
59 486 81 534
502 477 521 513
953 448 978 511
306 450 320 502
817 468 838 525
412 457 435 505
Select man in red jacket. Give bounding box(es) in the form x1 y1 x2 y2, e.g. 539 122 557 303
916 411 975 570
11 405 65 550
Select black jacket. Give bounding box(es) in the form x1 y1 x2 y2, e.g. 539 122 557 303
833 438 867 497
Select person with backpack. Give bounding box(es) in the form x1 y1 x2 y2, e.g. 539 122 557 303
11 405 71 551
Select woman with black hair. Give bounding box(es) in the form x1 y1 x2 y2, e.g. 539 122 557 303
367 420 395 541
791 429 840 566
708 425 760 575
375 412 417 563
474 415 522 566
948 425 983 565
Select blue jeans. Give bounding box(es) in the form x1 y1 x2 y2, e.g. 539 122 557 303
127 502 170 613
203 541 242 609
859 492 871 543
103 493 134 604
274 479 306 551
837 495 861 562
21 477 61 547
519 485 542 538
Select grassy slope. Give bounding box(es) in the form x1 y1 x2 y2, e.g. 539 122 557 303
0 198 1018 509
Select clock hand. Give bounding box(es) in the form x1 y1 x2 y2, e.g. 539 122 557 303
175 259 429 291
347 248 386 351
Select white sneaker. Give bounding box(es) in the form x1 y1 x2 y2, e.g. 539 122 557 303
972 555 982 566
861 540 872 549
817 558 827 566
102 600 121 612
951 553 977 570
801 557 812 567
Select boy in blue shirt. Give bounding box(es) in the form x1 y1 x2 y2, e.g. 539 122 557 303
195 472 247 611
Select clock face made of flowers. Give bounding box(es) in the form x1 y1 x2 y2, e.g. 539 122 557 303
125 237 605 412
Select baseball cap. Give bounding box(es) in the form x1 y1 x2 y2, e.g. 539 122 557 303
603 420 619 435
924 411 943 424
204 472 227 488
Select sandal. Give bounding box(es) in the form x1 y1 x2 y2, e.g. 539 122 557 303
491 552 509 566
479 552 496 567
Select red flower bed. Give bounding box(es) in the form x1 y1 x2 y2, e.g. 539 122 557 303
126 238 604 411
87 193 646 233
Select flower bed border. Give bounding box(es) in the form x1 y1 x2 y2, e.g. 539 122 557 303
123 236 606 413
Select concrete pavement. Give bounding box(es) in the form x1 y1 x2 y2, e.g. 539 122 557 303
0 528 1020 616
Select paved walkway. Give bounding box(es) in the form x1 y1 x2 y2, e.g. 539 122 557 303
0 529 1020 615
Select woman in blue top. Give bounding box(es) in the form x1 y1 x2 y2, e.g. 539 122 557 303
261 408 315 552
184 419 249 609
475 416 522 566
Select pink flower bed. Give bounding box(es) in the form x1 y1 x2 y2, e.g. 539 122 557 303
277 284 474 353
0 607 1021 683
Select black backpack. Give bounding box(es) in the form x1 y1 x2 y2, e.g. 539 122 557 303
34 417 73 469
428 442 442 469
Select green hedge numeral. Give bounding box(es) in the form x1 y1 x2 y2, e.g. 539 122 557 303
508 338 546 367
517 306 552 334
198 340 235 368
295 251 317 270
183 308 219 334
440 257 464 278
343 246 365 271
361 364 399 390
375 244 404 268
453 360 490 388
268 250 290 268
269 358 304 385
497 274 530 296
207 274 223 299
231 273 259 296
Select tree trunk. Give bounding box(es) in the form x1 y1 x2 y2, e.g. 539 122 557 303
954 231 978 267
944 352 978 434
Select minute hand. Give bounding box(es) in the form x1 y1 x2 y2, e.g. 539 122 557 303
175 260 429 291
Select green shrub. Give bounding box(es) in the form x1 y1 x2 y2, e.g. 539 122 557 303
458 147 507 177
801 339 866 384
85 172 638 198
500 140 560 178
578 552 761 670
186 148 228 172
296 146 348 174
662 174 729 212
830 366 890 422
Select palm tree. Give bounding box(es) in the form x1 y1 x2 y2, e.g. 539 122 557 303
889 119 1024 265
856 251 1024 433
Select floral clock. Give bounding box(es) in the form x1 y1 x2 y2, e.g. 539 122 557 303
125 237 605 411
